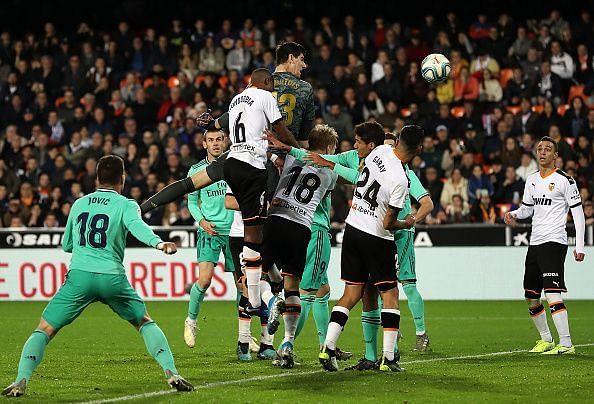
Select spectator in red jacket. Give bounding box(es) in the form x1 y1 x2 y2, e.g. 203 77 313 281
157 87 188 123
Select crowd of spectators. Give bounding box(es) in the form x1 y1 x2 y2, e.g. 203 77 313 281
1 10 594 229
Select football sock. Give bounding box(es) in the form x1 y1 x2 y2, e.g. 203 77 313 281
381 309 400 361
547 293 572 347
361 309 381 361
260 316 273 346
313 293 330 346
140 321 178 376
187 283 207 321
260 280 274 305
238 303 252 344
140 176 194 213
282 292 301 344
15 330 49 383
295 294 315 338
403 282 426 335
268 264 283 283
243 244 262 309
528 302 553 342
325 306 350 351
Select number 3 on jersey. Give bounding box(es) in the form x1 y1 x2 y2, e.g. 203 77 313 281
77 212 109 248
272 91 296 126
354 167 380 210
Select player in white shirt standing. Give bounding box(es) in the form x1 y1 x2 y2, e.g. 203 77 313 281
319 123 424 372
505 136 586 355
223 68 297 318
263 127 338 368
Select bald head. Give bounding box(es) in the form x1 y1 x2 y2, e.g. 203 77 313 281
250 68 274 91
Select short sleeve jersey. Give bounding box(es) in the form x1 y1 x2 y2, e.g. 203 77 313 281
521 169 582 246
346 145 409 240
273 72 315 141
268 154 337 228
228 87 283 169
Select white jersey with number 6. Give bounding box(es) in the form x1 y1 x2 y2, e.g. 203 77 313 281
346 145 409 240
268 155 337 228
228 87 283 169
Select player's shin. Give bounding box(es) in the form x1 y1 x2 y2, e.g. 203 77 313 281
546 293 572 347
295 294 315 338
381 309 401 361
527 299 553 343
282 290 301 344
140 321 178 376
187 283 207 322
313 292 330 346
325 306 350 351
260 315 273 347
243 243 263 309
15 330 50 384
403 282 426 335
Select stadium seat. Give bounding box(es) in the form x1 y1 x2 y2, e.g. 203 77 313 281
167 76 180 88
243 73 251 85
194 74 206 86
531 104 544 114
499 68 513 88
557 104 570 116
451 106 464 118
567 85 588 105
506 105 521 115
218 76 229 88
400 107 411 117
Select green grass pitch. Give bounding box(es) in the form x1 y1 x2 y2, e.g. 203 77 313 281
1 300 594 403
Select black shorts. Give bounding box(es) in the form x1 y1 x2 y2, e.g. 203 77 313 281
205 150 228 182
223 157 268 226
524 242 568 298
341 224 397 286
229 236 244 280
263 215 311 279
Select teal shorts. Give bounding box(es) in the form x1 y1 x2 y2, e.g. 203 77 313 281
300 224 331 291
42 269 146 330
198 232 235 272
395 230 416 282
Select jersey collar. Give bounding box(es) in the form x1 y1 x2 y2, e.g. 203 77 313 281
539 168 557 179
96 188 119 194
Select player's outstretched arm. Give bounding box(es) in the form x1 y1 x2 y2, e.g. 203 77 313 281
123 200 164 248
272 120 300 148
140 176 196 214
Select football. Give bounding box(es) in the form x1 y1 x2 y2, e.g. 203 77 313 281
421 53 451 84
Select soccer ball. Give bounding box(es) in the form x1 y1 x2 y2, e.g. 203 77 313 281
421 53 451 84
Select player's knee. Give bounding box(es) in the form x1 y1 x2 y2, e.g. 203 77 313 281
317 284 330 297
525 298 541 308
524 290 541 300
37 318 57 338
198 279 212 290
284 275 300 291
135 313 153 331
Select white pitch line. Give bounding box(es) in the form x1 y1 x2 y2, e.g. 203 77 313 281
82 343 594 404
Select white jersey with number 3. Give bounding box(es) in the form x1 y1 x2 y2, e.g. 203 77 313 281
228 87 283 169
268 155 337 228
346 145 409 240
519 169 582 246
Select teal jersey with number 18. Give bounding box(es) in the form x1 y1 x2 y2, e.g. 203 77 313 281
62 189 163 275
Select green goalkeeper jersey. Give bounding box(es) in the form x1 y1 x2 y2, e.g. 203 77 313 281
288 148 360 230
187 158 233 235
273 72 316 141
62 189 163 274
